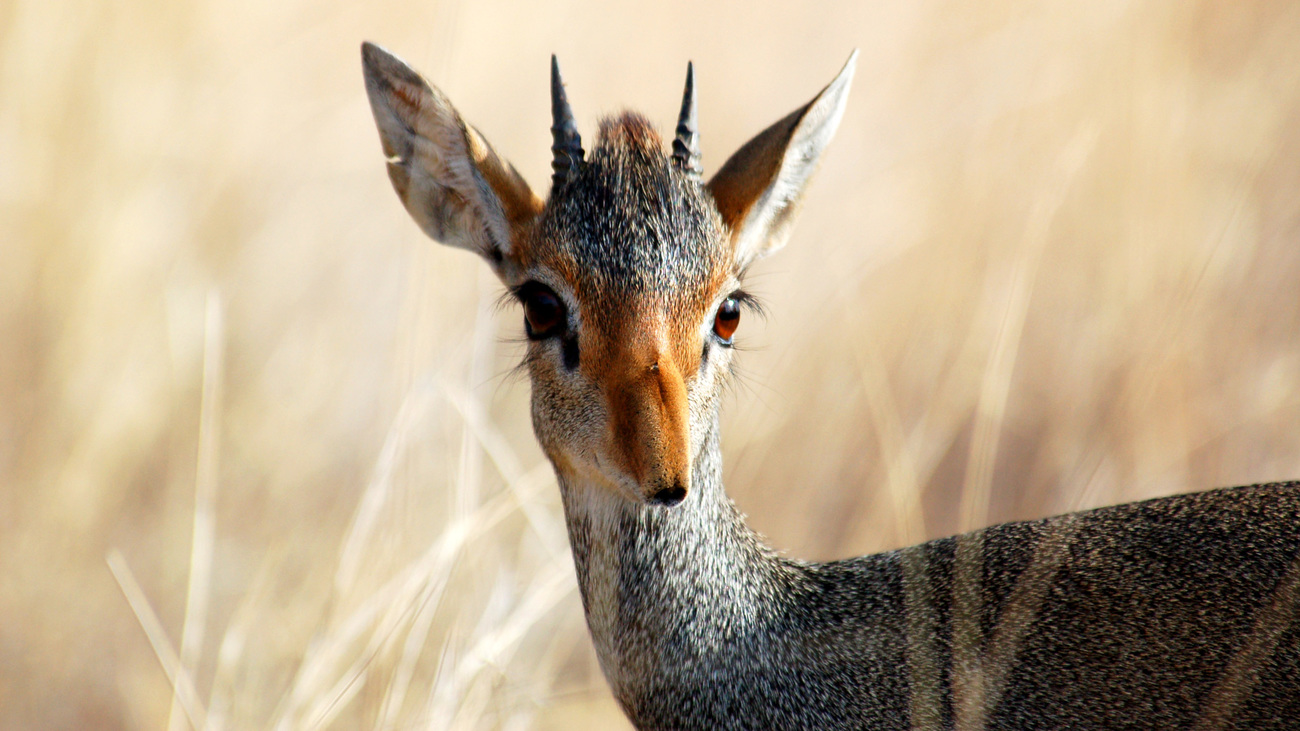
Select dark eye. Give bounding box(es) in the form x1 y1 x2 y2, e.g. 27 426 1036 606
520 283 565 339
713 297 740 343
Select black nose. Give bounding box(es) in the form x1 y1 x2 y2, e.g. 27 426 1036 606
649 483 687 506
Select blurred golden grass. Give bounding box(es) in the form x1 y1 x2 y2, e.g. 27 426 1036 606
3 0 1300 728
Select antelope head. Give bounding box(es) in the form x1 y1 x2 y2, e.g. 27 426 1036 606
362 43 855 506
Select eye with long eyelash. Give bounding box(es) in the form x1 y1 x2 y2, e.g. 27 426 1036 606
713 298 740 343
712 290 762 345
515 281 566 340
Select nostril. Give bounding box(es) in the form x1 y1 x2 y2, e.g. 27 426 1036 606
649 483 687 506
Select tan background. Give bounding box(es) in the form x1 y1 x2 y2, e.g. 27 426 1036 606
4 1 1300 728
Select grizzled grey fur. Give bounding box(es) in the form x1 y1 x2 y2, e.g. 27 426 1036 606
569 429 1300 728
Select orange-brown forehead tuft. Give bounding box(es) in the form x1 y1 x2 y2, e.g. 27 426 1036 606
596 112 664 159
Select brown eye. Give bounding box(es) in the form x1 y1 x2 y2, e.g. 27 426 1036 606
521 284 565 339
713 297 740 343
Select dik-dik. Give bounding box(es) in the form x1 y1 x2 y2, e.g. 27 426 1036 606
361 42 1300 730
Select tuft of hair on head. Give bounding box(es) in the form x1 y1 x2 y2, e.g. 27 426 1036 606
595 112 664 158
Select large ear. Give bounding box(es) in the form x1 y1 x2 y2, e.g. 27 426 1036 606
707 51 857 270
362 42 542 281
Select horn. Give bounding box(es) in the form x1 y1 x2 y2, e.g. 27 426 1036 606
671 61 701 179
550 54 584 184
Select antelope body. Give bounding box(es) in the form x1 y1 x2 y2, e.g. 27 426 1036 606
361 42 1300 730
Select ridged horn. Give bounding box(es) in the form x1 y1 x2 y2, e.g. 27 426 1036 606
671 61 701 179
550 54 584 184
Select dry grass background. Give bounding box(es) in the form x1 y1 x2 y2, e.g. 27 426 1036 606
4 0 1300 728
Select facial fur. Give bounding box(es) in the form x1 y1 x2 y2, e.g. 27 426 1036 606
513 113 739 504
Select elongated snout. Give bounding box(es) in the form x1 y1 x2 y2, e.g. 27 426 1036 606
606 353 692 505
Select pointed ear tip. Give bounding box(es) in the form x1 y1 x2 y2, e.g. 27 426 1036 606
838 49 859 79
361 41 407 80
819 50 857 101
361 41 388 65
360 44 386 91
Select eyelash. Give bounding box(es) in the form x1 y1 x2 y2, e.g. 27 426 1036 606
711 290 761 346
514 281 582 369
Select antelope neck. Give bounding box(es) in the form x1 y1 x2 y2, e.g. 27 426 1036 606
555 421 786 699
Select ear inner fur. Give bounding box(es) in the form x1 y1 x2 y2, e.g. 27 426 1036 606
708 104 809 239
706 51 857 269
